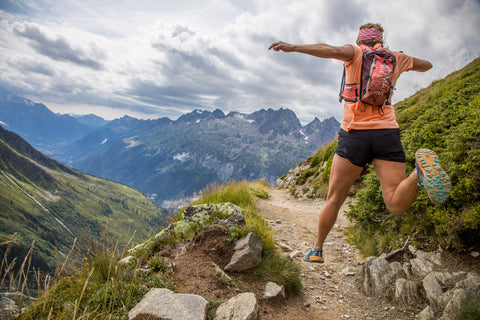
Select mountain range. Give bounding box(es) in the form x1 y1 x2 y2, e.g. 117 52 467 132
62 109 339 205
0 87 340 205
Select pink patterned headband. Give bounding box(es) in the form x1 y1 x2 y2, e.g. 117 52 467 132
357 27 383 42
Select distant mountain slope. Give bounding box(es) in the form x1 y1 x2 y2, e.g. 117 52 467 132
0 125 168 271
0 87 106 156
71 113 109 127
64 108 340 204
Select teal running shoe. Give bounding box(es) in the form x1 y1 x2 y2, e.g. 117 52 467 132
415 149 451 204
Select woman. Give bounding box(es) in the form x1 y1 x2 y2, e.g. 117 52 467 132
268 23 451 263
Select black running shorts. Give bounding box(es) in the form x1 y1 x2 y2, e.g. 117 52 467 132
335 128 406 167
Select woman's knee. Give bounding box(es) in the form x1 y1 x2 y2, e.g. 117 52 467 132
325 194 348 214
384 201 406 215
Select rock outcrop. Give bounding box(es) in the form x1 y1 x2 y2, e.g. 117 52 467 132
361 246 480 319
130 202 243 253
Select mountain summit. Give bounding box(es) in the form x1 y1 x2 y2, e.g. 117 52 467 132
0 87 105 156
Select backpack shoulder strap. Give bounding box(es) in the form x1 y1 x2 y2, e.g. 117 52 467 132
338 64 346 102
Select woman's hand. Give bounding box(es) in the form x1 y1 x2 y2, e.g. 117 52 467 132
268 41 295 52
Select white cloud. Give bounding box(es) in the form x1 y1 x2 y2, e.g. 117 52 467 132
0 0 479 123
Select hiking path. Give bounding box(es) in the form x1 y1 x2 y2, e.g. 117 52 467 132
255 188 416 320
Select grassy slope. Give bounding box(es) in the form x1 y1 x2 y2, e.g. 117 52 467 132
16 180 302 320
0 126 168 272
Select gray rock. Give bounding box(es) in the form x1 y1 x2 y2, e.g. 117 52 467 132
223 213 246 229
212 262 233 283
277 242 293 252
394 278 424 307
453 272 480 295
225 233 263 272
409 248 442 279
215 292 258 320
340 267 359 277
0 293 18 319
289 250 303 259
362 257 405 297
440 289 468 320
128 288 209 320
422 272 455 307
361 251 479 320
417 306 436 320
0 292 33 319
262 282 285 299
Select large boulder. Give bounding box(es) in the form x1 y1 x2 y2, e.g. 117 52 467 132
128 288 209 320
130 202 243 253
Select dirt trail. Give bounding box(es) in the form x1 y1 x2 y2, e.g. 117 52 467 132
255 188 417 320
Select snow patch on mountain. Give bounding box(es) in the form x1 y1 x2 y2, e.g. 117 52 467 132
174 152 190 162
124 137 141 148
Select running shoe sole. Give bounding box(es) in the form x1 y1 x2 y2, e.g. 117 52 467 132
415 149 451 204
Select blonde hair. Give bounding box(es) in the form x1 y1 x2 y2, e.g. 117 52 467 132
357 23 384 47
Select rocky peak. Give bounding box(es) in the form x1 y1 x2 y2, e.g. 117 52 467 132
304 116 339 134
247 108 302 136
176 109 226 123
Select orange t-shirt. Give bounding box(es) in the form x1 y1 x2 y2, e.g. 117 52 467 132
340 45 414 131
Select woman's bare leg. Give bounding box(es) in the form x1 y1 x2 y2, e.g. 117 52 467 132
314 154 363 249
373 159 419 215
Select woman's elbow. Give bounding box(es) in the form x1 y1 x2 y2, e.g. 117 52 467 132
413 58 433 72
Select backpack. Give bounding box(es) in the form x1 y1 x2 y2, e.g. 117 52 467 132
339 47 397 111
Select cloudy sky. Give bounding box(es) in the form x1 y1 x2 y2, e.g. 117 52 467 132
0 0 479 124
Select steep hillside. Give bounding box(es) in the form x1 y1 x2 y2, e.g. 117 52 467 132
276 57 480 254
0 126 169 272
64 109 340 204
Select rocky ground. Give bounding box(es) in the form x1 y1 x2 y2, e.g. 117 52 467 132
163 187 479 319
255 189 420 320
